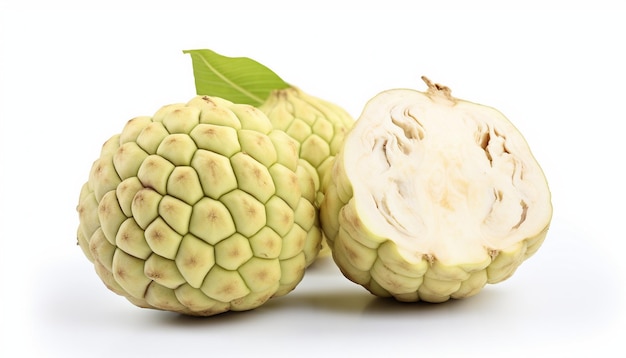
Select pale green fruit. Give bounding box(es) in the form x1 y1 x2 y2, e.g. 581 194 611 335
320 77 552 302
76 95 322 316
259 87 354 257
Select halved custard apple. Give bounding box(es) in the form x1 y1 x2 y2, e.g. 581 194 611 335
320 77 552 302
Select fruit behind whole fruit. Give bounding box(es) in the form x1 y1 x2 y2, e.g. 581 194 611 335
259 87 354 256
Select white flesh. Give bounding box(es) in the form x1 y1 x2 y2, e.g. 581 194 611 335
343 80 552 265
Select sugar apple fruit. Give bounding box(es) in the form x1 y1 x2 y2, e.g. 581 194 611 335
320 77 553 302
76 95 322 316
259 87 354 256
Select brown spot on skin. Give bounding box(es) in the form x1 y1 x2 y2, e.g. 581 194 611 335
203 127 216 137
141 125 156 139
116 146 127 161
297 236 305 250
150 229 164 243
220 283 236 296
174 171 189 183
255 135 266 148
286 140 297 156
385 278 406 292
254 293 272 305
198 308 221 316
119 231 131 242
349 214 361 230
202 158 220 182
243 159 271 188
247 206 257 218
161 202 175 214
146 270 161 280
289 174 298 188
116 268 126 279
144 157 158 169
133 192 146 207
118 181 129 193
94 163 105 177
344 245 359 262
229 247 241 258
185 256 198 268
206 209 219 222
88 239 99 253
99 202 111 217
261 237 276 252
243 200 257 218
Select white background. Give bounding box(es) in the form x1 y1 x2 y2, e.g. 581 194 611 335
1 1 624 357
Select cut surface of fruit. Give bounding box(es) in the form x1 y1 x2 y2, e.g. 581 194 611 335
321 77 552 301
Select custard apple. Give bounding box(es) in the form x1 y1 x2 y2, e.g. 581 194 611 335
259 87 354 256
320 77 553 302
76 95 322 316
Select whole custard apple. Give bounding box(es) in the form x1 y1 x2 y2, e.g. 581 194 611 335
259 87 354 256
259 87 354 206
76 96 322 316
320 77 553 302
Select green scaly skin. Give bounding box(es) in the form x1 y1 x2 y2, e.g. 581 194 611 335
259 87 355 257
77 95 321 316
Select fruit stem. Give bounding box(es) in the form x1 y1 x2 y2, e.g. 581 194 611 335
421 76 455 103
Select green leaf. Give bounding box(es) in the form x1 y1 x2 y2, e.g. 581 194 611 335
183 49 290 106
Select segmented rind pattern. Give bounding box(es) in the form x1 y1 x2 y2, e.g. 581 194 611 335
319 152 549 303
259 87 354 207
259 87 354 257
76 96 322 316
